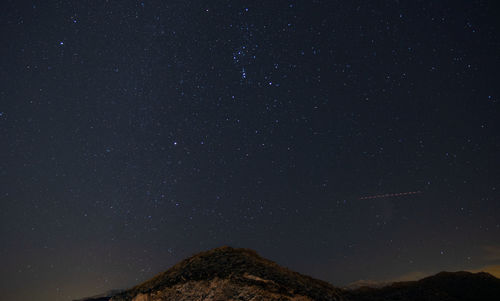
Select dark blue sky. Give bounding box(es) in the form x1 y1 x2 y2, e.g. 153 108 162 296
1 1 499 300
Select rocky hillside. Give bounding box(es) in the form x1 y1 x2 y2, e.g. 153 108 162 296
109 246 344 301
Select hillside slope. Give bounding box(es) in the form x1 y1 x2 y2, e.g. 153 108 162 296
110 246 343 301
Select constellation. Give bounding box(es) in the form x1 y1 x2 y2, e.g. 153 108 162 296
231 10 257 82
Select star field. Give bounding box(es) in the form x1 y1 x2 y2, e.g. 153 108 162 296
1 1 499 301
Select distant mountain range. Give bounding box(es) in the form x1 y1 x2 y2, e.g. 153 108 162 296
75 246 500 301
73 290 123 301
344 271 500 301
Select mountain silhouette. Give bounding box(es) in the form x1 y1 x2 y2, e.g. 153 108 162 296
76 246 500 301
345 271 500 301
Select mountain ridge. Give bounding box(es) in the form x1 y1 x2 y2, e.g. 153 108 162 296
76 246 500 301
345 269 500 301
110 246 343 301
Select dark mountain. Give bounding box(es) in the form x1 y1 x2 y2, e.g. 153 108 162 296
73 290 123 301
77 247 500 301
345 271 500 301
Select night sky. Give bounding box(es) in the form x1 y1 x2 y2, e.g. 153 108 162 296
1 1 500 301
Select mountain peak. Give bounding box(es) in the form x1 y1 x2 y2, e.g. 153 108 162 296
111 246 343 301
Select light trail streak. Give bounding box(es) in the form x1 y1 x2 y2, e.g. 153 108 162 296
359 191 422 200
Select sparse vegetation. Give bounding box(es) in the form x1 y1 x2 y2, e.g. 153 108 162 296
112 246 343 301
